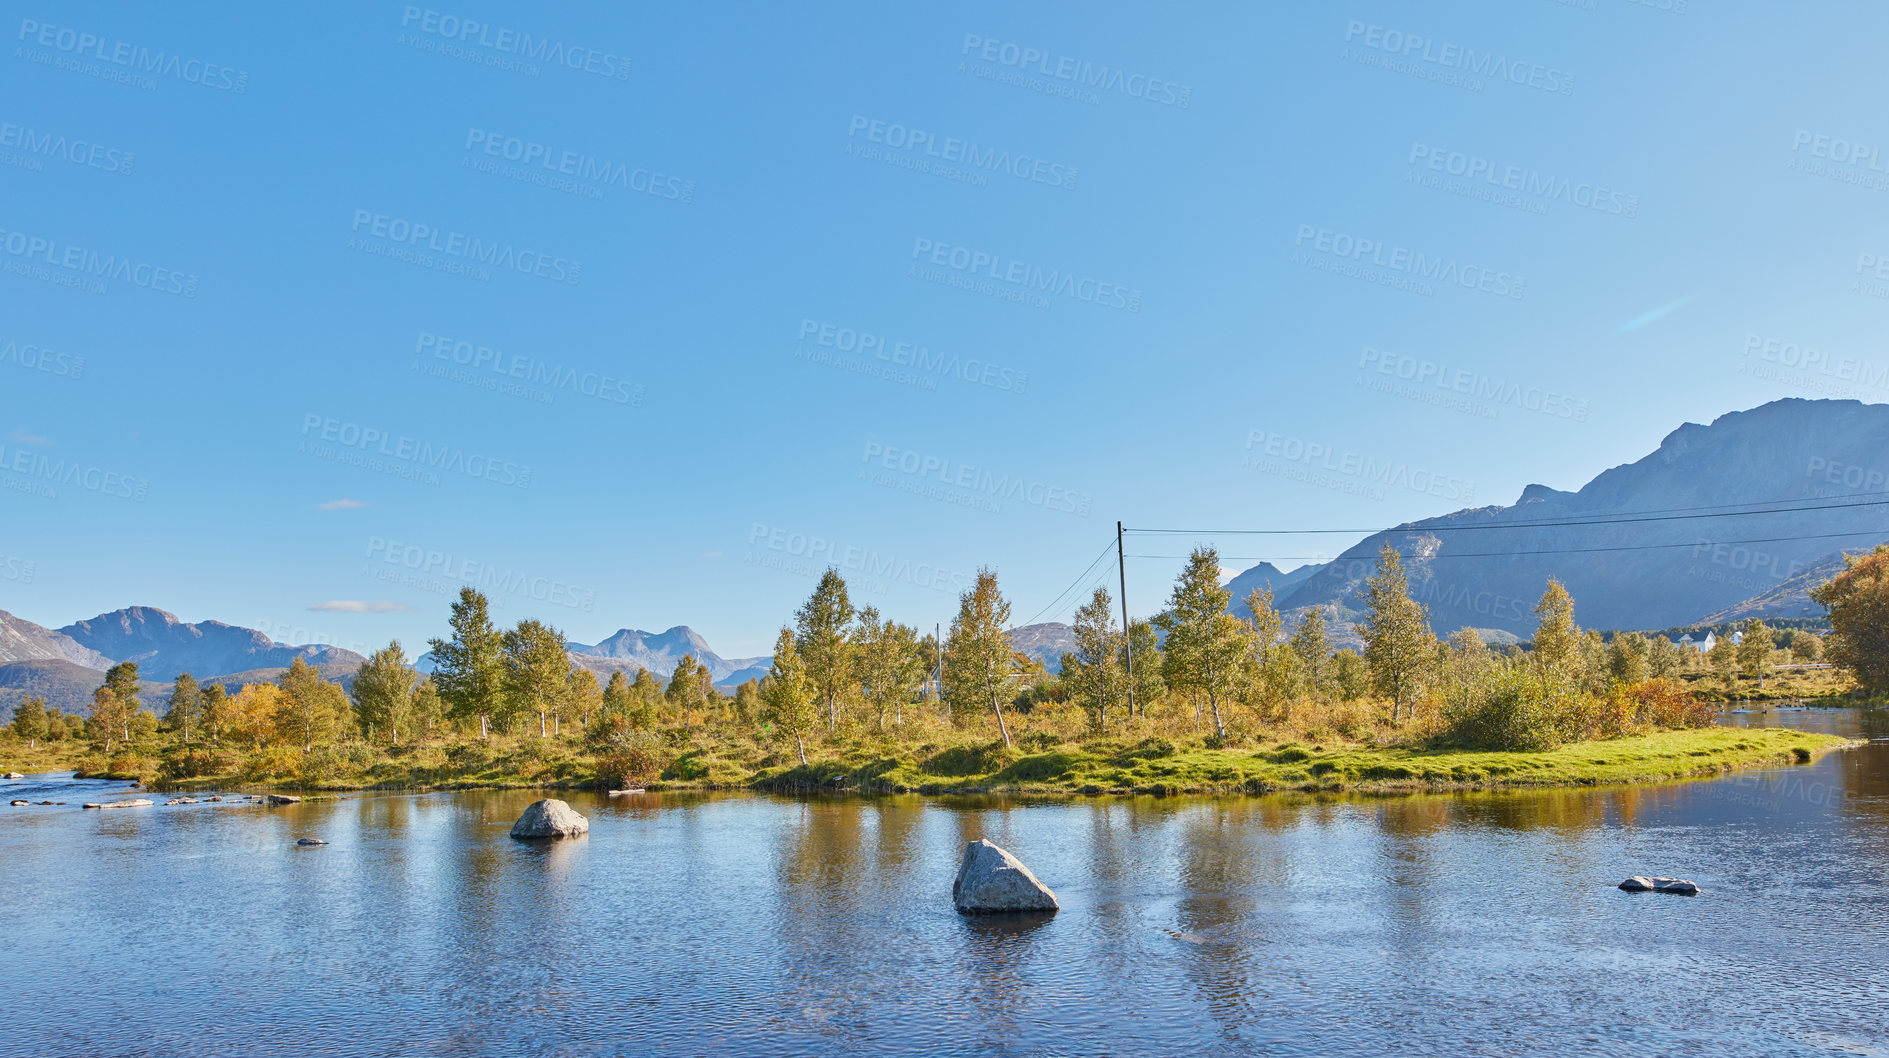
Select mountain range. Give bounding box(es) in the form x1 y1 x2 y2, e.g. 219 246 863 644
1237 398 1882 640
2 397 1878 718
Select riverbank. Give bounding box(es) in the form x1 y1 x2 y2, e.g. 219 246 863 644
2 727 1854 798
749 727 1856 796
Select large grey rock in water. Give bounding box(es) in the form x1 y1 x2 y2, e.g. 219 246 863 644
510 798 589 839
1620 876 1701 895
953 839 1059 914
81 799 153 809
265 794 301 805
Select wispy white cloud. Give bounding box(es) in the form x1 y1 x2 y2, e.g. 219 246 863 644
318 499 369 510
8 429 51 446
307 600 411 613
1615 295 1694 335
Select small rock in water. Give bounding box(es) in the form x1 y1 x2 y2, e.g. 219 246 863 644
9 799 28 806
1619 876 1701 895
81 799 155 810
4 771 24 779
296 837 328 846
606 788 645 796
265 794 301 806
206 796 222 802
38 801 54 806
509 798 589 839
953 839 1059 915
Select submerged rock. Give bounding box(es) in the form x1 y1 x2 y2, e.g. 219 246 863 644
296 837 328 846
953 839 1059 914
265 794 301 806
510 798 589 839
82 799 154 810
1620 876 1701 895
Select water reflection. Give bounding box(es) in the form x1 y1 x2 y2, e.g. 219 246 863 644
1 711 1885 1057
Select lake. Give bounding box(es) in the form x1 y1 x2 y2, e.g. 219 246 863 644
3 708 1886 1057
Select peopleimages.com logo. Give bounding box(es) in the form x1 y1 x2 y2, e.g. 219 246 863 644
299 414 532 489
1341 20 1574 95
348 210 582 286
397 7 629 80
957 34 1191 108
16 18 249 93
1293 224 1525 300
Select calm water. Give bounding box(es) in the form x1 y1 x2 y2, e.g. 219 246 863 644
3 710 1886 1058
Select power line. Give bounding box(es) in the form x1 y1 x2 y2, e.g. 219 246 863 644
1123 494 1889 537
1125 526 1889 563
1017 538 1117 628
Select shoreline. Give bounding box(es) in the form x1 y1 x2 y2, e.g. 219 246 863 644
7 727 1854 801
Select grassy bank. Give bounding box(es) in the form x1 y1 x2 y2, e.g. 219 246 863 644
1 726 1853 798
750 727 1854 796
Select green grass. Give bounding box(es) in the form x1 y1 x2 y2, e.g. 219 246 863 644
2 726 1856 799
745 727 1855 796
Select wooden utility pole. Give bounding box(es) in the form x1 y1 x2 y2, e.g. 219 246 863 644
1118 520 1135 717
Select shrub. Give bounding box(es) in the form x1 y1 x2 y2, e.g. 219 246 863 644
597 730 665 789
239 746 302 783
1624 678 1715 729
1438 662 1590 752
158 747 223 781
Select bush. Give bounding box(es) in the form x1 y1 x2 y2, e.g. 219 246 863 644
597 730 665 789
1624 678 1715 729
300 744 377 784
239 746 302 783
1438 662 1590 752
158 747 225 781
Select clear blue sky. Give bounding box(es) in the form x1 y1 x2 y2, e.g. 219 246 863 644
5 1 1888 658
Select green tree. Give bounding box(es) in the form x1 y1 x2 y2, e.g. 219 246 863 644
1530 579 1581 679
1647 635 1686 679
276 656 350 752
9 695 48 748
1066 587 1124 731
428 588 505 739
794 568 856 732
602 669 633 718
1290 607 1333 701
1789 629 1823 662
89 678 133 755
1737 619 1772 686
1607 632 1650 685
733 679 761 723
164 673 202 744
1707 634 1737 685
567 666 603 730
199 683 230 742
352 641 417 744
1121 619 1165 713
852 606 924 730
943 567 1020 748
1332 649 1369 700
664 653 708 726
1361 544 1435 722
410 678 444 737
761 627 817 764
502 618 572 738
1155 546 1246 739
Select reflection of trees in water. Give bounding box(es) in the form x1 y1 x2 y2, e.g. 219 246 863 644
1165 799 1288 1049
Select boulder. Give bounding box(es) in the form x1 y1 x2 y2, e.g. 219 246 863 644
164 797 201 806
4 771 23 779
1620 876 1701 895
295 837 328 846
81 799 154 810
265 794 301 806
952 839 1059 914
510 798 589 839
9 800 27 806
